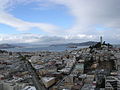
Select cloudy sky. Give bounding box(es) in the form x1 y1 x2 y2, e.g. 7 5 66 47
0 0 120 44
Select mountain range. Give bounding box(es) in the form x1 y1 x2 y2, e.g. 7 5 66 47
50 41 98 47
0 41 98 49
0 44 21 49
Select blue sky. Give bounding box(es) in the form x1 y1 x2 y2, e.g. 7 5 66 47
1 1 74 35
10 2 74 28
0 0 120 44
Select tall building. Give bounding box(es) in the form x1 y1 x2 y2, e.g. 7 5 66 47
0 82 3 90
100 36 103 44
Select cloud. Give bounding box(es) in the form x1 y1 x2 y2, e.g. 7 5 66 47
0 33 96 44
0 0 58 34
0 0 120 43
48 0 120 39
0 11 58 33
0 33 41 43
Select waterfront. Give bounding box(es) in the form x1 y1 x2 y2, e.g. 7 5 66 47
0 41 120 90
0 0 119 90
1 45 89 52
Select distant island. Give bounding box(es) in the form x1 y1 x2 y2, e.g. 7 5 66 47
0 44 21 49
50 41 98 48
0 41 98 49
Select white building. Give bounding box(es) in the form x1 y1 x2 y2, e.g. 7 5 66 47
0 80 26 90
22 86 36 90
42 77 56 88
0 82 3 90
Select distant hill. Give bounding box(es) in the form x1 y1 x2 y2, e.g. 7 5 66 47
50 41 98 47
0 44 21 49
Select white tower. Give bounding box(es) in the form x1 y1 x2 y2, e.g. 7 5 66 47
100 36 102 44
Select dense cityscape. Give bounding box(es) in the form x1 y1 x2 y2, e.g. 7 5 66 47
0 37 120 90
1 0 120 90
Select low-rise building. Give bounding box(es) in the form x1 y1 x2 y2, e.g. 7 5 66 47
22 86 36 90
42 77 56 88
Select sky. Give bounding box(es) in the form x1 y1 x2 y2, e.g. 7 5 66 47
0 0 120 44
